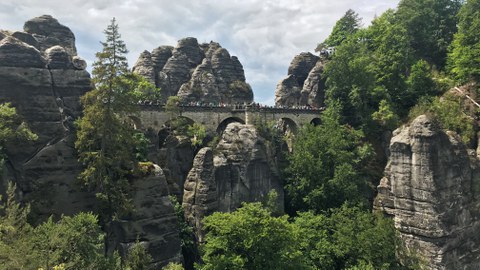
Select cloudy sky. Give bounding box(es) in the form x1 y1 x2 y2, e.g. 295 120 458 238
0 0 399 104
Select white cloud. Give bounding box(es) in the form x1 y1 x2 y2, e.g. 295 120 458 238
0 0 399 104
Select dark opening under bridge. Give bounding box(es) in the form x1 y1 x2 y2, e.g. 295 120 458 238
133 104 323 135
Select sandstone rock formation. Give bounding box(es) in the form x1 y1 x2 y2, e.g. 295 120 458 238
0 16 183 267
183 123 283 242
154 135 195 200
0 16 91 217
275 52 325 108
113 164 182 267
24 15 77 56
375 115 480 269
133 38 253 104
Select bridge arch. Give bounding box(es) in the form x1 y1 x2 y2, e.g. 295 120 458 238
217 117 245 134
278 117 298 134
310 117 322 126
165 116 195 129
129 115 143 130
157 116 196 148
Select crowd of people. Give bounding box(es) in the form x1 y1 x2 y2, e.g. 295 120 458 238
138 100 324 111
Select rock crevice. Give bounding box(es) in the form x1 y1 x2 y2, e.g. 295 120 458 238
183 123 283 242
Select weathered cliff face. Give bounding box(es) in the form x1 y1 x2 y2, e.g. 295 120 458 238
0 15 92 217
154 135 195 200
0 16 183 267
275 52 325 108
375 115 480 269
112 165 182 267
183 123 283 242
133 38 253 104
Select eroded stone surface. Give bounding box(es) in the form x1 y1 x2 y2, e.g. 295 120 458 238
0 16 183 267
133 38 253 104
113 165 183 268
183 123 283 242
375 115 480 269
275 52 325 108
24 15 77 56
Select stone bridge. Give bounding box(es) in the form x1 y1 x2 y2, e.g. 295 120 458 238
133 104 323 135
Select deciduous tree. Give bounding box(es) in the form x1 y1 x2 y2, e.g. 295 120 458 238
448 0 480 83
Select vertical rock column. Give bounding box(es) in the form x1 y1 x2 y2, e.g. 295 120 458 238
375 115 480 269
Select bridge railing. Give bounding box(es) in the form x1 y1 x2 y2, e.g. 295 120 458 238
137 100 324 114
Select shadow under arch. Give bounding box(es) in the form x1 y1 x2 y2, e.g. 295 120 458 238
164 116 195 127
157 128 170 149
216 117 246 134
128 115 143 130
278 117 298 134
157 116 196 149
310 117 322 126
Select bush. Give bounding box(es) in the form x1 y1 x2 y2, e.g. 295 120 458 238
408 94 476 146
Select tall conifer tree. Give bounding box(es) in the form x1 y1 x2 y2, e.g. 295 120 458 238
76 18 139 224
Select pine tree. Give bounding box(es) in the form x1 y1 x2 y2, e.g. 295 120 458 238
316 9 361 51
75 18 139 225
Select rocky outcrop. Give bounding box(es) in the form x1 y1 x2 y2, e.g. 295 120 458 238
154 135 195 199
183 123 283 242
0 36 46 68
0 19 90 218
375 115 480 269
1 15 184 266
24 15 77 56
133 38 253 104
132 50 156 84
113 165 182 268
275 52 325 108
301 60 325 107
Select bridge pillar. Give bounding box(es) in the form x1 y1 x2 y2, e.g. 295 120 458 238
245 105 253 125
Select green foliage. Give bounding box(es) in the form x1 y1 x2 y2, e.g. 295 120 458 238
405 59 437 107
75 18 145 222
0 182 36 270
364 10 411 113
0 103 37 171
285 106 373 213
165 96 181 119
0 183 117 270
34 212 110 270
409 94 476 145
199 202 404 270
169 196 196 269
294 205 400 269
324 38 376 128
187 123 206 147
448 0 480 83
264 189 282 216
162 262 185 270
132 132 150 162
124 239 152 270
372 100 400 130
207 135 220 148
169 117 191 136
396 0 462 68
318 9 361 50
323 1 462 127
0 103 37 146
130 74 161 101
199 203 306 270
254 118 283 143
